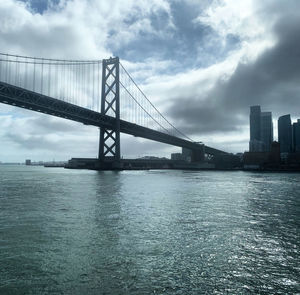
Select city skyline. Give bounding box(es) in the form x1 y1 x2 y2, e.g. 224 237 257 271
249 105 300 154
1 0 300 161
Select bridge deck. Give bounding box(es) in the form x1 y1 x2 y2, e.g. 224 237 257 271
0 81 226 155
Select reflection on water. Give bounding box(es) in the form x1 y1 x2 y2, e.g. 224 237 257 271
0 166 299 294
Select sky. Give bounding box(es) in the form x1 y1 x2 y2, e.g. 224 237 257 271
1 0 300 162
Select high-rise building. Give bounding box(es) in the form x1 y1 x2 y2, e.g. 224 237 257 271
278 114 292 153
249 106 273 152
293 119 300 152
250 106 261 139
260 112 273 152
249 106 262 152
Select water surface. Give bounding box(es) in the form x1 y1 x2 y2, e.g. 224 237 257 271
0 166 299 294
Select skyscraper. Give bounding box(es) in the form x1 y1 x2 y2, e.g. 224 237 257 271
278 114 292 153
249 106 262 152
249 106 273 152
293 119 300 152
260 112 273 152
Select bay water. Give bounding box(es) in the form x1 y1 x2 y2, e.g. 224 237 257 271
0 166 299 294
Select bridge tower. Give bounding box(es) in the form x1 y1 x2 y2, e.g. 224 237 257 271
98 57 121 165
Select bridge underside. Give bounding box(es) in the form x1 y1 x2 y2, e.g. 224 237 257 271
0 81 226 156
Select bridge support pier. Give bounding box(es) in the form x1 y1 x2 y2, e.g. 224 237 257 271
191 147 205 162
98 57 121 167
183 145 205 163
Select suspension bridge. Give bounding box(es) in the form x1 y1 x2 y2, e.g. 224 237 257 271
0 53 226 169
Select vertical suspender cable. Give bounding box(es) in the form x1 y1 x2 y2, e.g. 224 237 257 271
71 63 74 105
97 61 100 112
15 56 18 86
59 61 61 99
83 62 85 106
24 57 28 89
0 56 2 82
48 60 51 96
4 54 7 83
71 62 73 103
80 62 82 106
62 61 65 101
92 62 95 110
7 57 10 84
5 54 8 83
54 60 57 99
75 63 78 106
41 58 44 94
68 62 70 103
33 57 36 92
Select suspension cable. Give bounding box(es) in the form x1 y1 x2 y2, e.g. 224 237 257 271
0 52 103 63
119 62 194 142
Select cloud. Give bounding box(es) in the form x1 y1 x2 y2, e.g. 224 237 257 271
1 0 300 160
155 0 300 150
118 0 241 69
0 0 108 59
0 0 174 59
120 134 179 158
0 112 99 160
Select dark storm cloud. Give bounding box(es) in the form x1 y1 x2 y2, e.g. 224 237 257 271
222 14 300 113
168 1 300 135
170 104 246 135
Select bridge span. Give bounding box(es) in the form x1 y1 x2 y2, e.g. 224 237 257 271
0 53 227 168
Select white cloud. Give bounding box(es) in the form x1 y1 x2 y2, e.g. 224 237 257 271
0 0 173 59
0 111 100 161
196 0 261 39
1 0 298 161
198 0 276 57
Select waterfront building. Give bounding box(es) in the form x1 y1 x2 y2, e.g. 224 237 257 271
244 141 281 170
171 153 185 161
293 119 300 152
269 141 281 164
249 106 273 152
278 114 292 153
182 148 192 162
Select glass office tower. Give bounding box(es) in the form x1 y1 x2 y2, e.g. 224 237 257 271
293 119 300 152
260 112 273 152
249 106 273 152
278 114 292 153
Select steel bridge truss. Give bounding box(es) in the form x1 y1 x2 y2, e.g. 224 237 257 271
0 81 116 127
99 57 120 161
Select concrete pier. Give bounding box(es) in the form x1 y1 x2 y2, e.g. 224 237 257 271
65 158 215 171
